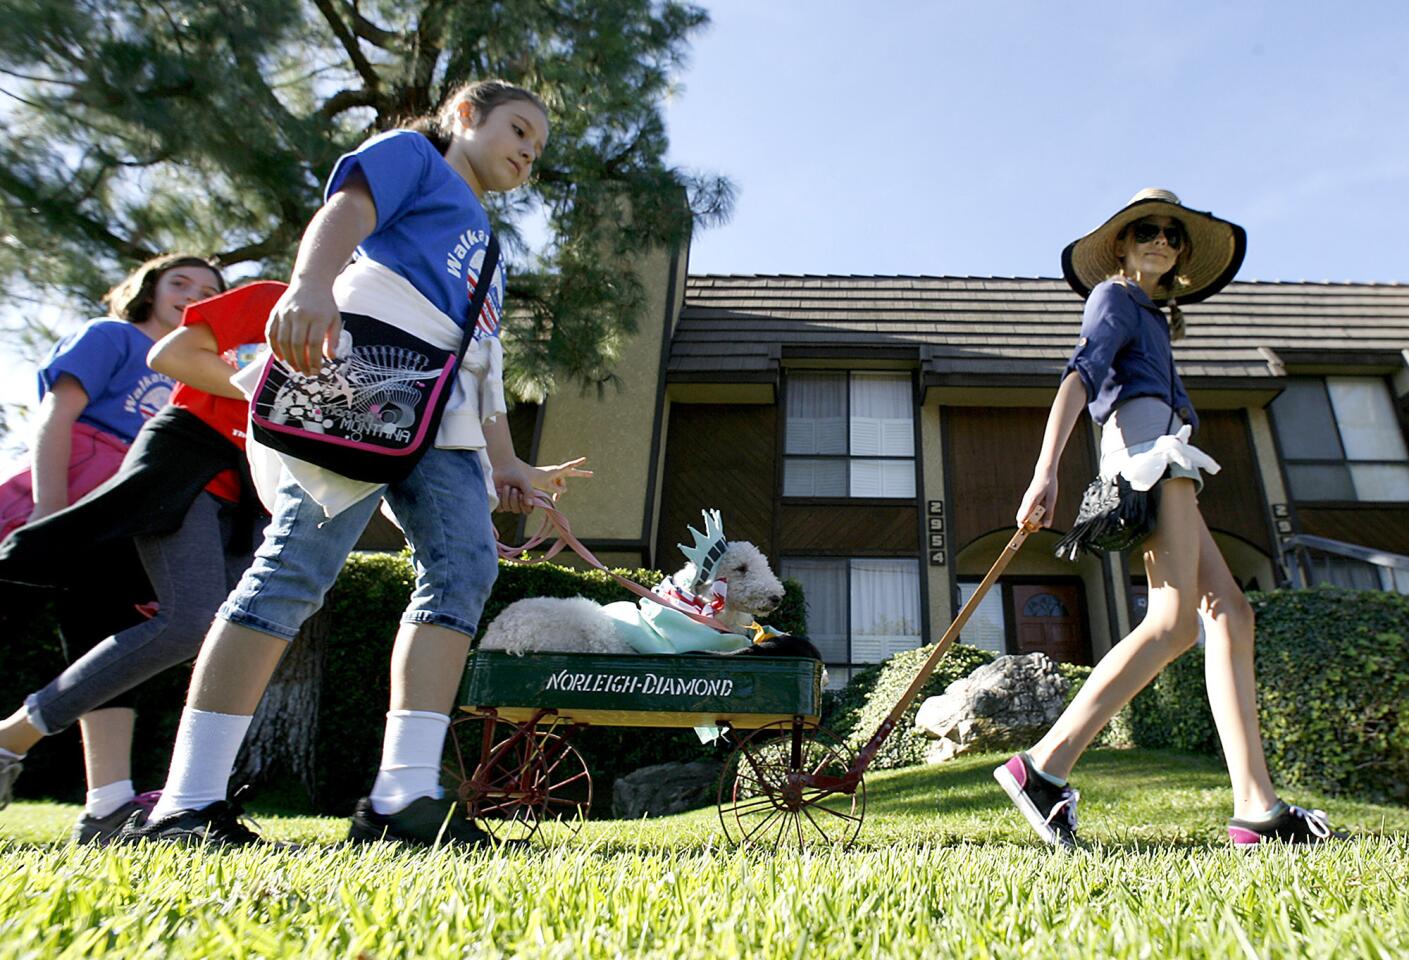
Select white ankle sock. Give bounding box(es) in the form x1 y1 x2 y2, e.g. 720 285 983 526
149 708 252 822
86 779 135 819
1241 799 1288 823
1026 753 1068 787
0 746 23 761
368 710 450 815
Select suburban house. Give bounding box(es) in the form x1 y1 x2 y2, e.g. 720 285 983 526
375 240 1409 686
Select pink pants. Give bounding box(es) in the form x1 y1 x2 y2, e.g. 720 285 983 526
0 422 130 542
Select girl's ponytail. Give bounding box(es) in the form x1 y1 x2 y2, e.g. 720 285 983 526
402 79 548 156
1167 300 1185 341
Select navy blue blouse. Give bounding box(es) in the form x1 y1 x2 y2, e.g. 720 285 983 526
1061 279 1197 432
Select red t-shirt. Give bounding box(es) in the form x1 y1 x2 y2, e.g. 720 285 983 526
170 282 285 501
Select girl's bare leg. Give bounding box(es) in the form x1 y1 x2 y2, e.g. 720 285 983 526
187 621 288 714
77 707 135 789
1194 515 1278 818
389 622 473 712
1027 478 1204 779
1 707 139 789
0 709 44 756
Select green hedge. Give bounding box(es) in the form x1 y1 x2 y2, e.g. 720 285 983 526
824 642 995 770
3 555 808 815
1035 587 1408 802
1251 587 1408 803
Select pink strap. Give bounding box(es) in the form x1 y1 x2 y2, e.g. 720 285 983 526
497 495 745 635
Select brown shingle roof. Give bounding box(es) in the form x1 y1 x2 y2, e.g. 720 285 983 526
671 276 1409 385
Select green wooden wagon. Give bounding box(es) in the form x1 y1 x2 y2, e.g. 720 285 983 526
449 514 1041 850
447 650 866 849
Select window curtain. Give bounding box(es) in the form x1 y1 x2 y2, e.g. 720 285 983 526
849 374 913 456
785 372 846 454
780 559 848 663
1327 377 1409 501
957 581 1005 653
849 373 915 497
784 372 848 497
1326 378 1409 460
849 558 921 663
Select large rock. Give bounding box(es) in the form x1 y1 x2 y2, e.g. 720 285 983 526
914 653 1069 763
611 759 723 819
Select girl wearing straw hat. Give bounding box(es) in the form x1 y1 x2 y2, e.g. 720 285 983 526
995 188 1343 849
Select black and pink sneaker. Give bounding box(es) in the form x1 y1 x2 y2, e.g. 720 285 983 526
1228 802 1346 846
993 754 1080 850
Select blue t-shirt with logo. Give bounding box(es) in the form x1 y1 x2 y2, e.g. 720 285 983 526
39 319 176 443
325 130 506 338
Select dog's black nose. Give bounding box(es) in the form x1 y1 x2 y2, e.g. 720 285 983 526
768 594 782 605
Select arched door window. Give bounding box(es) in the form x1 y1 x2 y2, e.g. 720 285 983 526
1022 592 1068 618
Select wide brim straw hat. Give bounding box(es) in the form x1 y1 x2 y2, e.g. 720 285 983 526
1060 188 1247 305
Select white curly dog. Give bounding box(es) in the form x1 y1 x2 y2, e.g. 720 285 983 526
480 511 785 657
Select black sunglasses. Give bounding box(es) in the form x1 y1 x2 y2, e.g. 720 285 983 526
1130 221 1184 249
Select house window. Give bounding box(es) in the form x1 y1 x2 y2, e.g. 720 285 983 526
1299 551 1409 595
781 557 921 686
783 371 916 498
1270 377 1409 502
957 581 1006 654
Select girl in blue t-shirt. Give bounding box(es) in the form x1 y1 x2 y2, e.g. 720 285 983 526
137 79 588 846
1 255 224 536
0 254 223 825
997 189 1342 848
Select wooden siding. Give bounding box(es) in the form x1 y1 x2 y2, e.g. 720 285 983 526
1191 410 1274 553
776 503 918 554
945 408 1096 550
656 404 777 563
1297 506 1409 556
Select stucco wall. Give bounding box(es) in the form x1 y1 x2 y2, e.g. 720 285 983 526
533 244 679 554
919 401 953 630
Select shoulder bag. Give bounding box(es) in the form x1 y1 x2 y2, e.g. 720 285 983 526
250 236 500 485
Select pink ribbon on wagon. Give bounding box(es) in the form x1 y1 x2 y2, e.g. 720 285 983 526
496 494 747 636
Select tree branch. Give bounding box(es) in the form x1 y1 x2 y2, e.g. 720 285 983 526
0 66 81 88
317 87 379 121
345 1 399 48
311 0 382 93
213 230 297 266
0 164 155 263
603 128 647 177
408 0 454 106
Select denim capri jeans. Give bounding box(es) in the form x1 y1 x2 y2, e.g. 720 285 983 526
219 446 499 641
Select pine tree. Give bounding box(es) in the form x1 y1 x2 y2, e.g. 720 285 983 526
0 0 732 395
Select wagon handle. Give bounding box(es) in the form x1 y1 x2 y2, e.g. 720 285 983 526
846 504 1045 775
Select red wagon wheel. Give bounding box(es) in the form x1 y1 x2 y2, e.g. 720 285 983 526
534 730 593 835
717 720 866 851
444 716 593 843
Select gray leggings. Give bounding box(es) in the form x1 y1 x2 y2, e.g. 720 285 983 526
26 492 254 733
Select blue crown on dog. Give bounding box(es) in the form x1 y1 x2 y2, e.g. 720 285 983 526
677 509 728 588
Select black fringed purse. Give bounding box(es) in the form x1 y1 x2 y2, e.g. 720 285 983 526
1053 474 1161 561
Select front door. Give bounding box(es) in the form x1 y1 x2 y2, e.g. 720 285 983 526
1010 583 1089 665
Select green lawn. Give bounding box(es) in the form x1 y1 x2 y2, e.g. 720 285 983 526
3 748 1407 959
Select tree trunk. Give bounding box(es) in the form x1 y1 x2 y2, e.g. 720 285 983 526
233 606 329 799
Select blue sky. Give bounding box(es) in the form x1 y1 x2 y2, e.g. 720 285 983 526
665 1 1409 282
4 1 1406 461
